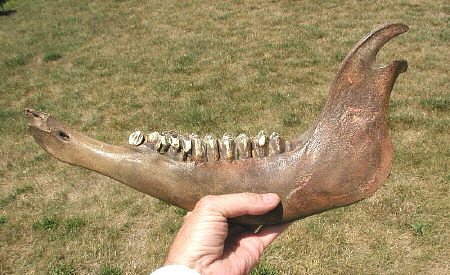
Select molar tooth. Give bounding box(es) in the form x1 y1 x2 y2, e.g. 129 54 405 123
190 134 206 162
156 133 171 153
219 133 235 161
235 134 252 159
252 130 268 158
179 135 192 161
129 131 144 146
268 132 285 156
285 140 294 152
167 132 182 160
145 131 161 151
170 135 180 151
204 135 219 162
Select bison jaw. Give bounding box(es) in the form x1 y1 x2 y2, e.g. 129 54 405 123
26 23 408 225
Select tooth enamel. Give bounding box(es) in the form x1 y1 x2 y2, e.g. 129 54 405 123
285 140 293 152
204 135 219 162
268 132 284 156
253 130 268 158
170 136 180 150
156 133 171 153
142 130 293 160
129 131 144 146
235 134 252 159
165 131 182 160
190 134 206 162
219 133 235 161
179 135 192 161
145 131 161 150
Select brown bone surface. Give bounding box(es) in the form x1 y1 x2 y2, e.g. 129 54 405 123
26 23 408 225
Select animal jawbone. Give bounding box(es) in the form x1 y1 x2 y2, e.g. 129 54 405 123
26 23 408 225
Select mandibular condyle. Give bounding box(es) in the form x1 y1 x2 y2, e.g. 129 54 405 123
26 23 409 225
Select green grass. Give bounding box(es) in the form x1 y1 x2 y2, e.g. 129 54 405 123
0 0 448 274
49 262 76 275
43 53 63 62
32 216 60 231
98 265 123 275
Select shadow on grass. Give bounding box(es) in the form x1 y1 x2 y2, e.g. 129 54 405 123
0 10 16 16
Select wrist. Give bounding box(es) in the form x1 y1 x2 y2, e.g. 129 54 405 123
165 257 199 273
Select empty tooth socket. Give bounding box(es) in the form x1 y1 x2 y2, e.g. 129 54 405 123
190 134 206 162
129 131 144 146
235 134 252 159
204 135 219 162
219 133 235 161
268 132 285 156
252 130 268 158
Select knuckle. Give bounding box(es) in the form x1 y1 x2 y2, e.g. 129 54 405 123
195 195 217 210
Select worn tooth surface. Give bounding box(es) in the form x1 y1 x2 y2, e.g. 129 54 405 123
190 134 206 162
129 131 144 146
179 135 192 161
253 130 268 158
145 131 161 150
219 133 235 161
235 134 252 159
268 132 285 156
204 135 219 162
169 135 180 151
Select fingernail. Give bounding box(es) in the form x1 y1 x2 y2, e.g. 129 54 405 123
262 193 279 204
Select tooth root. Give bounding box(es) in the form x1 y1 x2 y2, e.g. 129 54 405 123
129 131 144 146
219 133 235 161
268 132 285 156
285 140 294 152
145 131 161 151
190 134 206 162
252 130 268 158
204 135 219 162
179 135 192 161
235 134 252 159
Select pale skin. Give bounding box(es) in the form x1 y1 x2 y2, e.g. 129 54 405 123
165 193 290 275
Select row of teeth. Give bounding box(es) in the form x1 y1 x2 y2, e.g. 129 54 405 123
128 130 295 162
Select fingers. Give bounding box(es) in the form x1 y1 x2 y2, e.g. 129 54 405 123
194 193 281 219
256 223 291 248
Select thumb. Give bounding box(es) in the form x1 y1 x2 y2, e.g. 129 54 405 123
194 193 281 218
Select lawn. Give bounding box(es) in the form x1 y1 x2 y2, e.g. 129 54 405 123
0 0 448 274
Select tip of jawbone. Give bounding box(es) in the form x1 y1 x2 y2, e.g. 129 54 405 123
320 23 408 122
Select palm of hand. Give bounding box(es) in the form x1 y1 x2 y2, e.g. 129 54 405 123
164 194 289 275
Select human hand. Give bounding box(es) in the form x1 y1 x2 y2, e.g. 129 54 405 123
164 193 290 275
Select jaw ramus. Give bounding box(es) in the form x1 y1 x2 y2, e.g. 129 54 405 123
26 23 408 225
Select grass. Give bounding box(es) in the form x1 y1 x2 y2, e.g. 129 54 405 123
0 0 448 274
